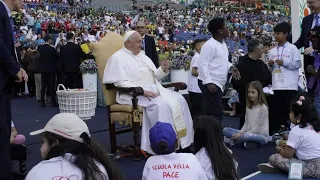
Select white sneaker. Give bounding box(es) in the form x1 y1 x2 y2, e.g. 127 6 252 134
257 163 284 174
224 137 234 146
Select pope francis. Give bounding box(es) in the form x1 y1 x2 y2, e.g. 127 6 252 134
103 31 194 154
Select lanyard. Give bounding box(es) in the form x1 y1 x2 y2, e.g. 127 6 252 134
277 46 285 60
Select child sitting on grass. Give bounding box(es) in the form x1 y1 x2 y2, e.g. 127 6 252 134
194 116 239 180
223 81 272 149
142 122 208 180
258 95 320 178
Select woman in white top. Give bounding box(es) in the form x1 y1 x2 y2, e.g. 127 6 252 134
259 95 320 178
194 116 239 180
142 122 208 180
26 113 123 180
223 81 271 149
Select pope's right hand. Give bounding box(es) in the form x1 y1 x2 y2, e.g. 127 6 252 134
143 90 159 99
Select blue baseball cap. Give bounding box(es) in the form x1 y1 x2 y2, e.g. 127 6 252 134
149 122 177 154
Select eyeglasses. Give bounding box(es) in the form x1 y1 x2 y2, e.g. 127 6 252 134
136 26 145 29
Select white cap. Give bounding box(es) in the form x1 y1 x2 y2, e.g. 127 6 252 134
123 30 137 43
30 113 90 143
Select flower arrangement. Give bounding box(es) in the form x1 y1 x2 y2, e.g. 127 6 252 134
80 59 97 74
170 54 192 71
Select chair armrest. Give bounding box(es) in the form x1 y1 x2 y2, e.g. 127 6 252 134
162 82 187 92
105 84 144 97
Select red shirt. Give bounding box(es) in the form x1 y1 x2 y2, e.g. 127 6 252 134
41 22 48 31
54 22 61 29
65 21 73 32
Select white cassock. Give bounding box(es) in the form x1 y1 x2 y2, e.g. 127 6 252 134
103 47 194 154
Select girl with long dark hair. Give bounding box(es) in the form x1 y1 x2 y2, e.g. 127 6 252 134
258 95 320 178
194 116 239 180
26 113 123 180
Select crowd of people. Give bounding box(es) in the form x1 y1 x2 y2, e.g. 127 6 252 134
10 0 290 99
1 0 320 179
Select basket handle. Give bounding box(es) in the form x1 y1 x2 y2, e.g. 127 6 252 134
88 83 96 91
57 84 67 91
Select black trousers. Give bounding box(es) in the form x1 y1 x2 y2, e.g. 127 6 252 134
198 80 223 122
65 72 82 89
270 90 297 133
56 72 65 86
41 73 56 104
188 91 204 118
27 73 35 96
13 82 25 95
10 144 27 178
0 93 12 180
238 90 246 129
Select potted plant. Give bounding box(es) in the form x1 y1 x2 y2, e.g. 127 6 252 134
80 59 98 91
169 53 192 94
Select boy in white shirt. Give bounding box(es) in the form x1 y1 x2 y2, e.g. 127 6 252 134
197 17 240 122
267 22 301 133
142 122 208 180
188 39 206 117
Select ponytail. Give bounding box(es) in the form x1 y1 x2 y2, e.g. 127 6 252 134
291 96 320 132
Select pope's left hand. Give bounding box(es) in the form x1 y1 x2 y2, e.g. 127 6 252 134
231 66 241 80
161 60 170 72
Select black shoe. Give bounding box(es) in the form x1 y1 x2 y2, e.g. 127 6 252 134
244 142 258 149
41 102 45 107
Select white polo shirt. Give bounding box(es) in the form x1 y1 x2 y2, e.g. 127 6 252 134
26 153 109 180
188 52 202 93
142 153 208 180
197 38 233 91
269 42 301 91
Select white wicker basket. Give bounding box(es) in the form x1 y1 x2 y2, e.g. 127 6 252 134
56 84 97 120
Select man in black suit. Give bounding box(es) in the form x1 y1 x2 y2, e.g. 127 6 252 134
37 35 58 107
294 0 320 79
136 21 160 67
60 32 87 89
0 0 28 179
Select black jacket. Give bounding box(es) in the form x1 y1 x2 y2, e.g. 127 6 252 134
232 55 272 108
144 35 159 68
37 44 59 73
0 2 21 92
60 42 87 73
